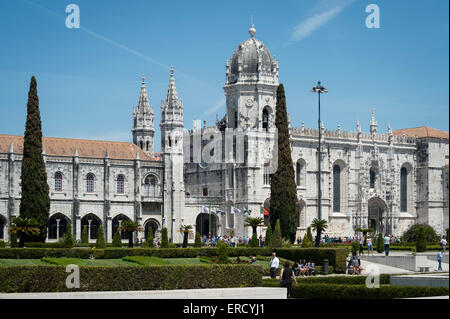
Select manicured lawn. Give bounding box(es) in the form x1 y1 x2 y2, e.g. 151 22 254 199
0 259 49 267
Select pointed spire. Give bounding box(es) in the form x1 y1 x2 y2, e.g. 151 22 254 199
356 119 361 132
42 145 46 156
74 147 78 157
105 147 109 158
137 74 151 112
135 148 140 160
370 108 378 135
387 122 392 134
163 67 182 109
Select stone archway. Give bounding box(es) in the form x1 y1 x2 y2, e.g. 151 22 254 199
368 197 387 234
144 219 160 239
196 213 218 237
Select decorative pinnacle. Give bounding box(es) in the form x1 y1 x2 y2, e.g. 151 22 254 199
170 66 174 77
249 20 256 38
142 74 145 84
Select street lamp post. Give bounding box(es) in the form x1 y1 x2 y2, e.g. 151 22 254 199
311 81 328 220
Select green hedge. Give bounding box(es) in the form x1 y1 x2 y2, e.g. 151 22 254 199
262 282 448 299
273 248 347 273
0 247 347 272
0 264 263 293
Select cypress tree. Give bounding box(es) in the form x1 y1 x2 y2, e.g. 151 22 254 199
161 227 169 248
194 231 201 248
269 84 298 243
147 228 155 248
20 76 50 242
62 223 75 248
81 226 88 244
265 224 273 248
112 231 122 247
307 226 313 243
249 233 259 247
376 233 384 253
96 225 105 248
272 219 283 248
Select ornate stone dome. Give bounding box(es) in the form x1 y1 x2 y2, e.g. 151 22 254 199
226 24 278 85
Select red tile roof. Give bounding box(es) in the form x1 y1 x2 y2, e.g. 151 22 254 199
393 127 449 140
0 135 160 161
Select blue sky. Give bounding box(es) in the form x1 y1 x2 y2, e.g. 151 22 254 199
0 0 448 151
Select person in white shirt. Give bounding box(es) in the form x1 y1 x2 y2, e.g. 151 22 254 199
440 236 447 254
269 252 279 279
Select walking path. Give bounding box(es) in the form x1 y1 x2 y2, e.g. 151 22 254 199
0 287 287 299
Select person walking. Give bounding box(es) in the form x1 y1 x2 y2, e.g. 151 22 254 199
437 249 443 271
269 252 279 279
280 261 298 298
367 237 373 255
383 233 391 256
440 236 447 254
359 236 365 256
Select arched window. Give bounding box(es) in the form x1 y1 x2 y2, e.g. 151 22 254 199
144 175 157 197
370 169 376 189
146 141 149 151
333 165 341 212
263 163 271 186
48 213 69 240
112 214 131 240
81 214 101 240
139 141 143 150
296 160 306 187
117 175 125 194
400 167 407 212
0 216 5 240
262 108 269 131
86 173 95 193
54 172 63 192
234 111 238 129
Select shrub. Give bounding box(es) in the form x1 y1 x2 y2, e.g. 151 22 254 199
376 233 384 253
306 226 313 243
216 241 229 264
351 241 360 254
147 229 155 248
0 241 5 248
96 225 105 249
262 274 391 286
194 232 201 248
61 224 75 248
265 225 273 248
0 264 263 293
161 228 169 248
112 231 122 247
249 233 259 248
416 228 427 252
10 233 18 248
402 224 440 243
168 243 176 248
81 226 88 244
272 220 282 248
301 233 312 248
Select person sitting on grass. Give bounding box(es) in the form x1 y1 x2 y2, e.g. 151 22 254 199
292 260 300 277
308 261 316 276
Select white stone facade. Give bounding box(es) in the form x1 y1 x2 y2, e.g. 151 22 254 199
0 25 448 243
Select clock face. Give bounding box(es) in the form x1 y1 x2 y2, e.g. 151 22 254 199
246 98 253 107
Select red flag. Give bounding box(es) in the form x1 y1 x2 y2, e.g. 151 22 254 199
263 208 269 216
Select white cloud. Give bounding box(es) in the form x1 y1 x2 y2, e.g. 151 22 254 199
289 0 356 43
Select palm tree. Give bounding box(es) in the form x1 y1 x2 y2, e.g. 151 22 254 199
178 225 193 248
8 217 40 248
119 220 144 248
311 218 328 248
244 217 264 235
